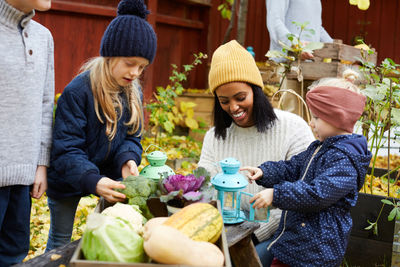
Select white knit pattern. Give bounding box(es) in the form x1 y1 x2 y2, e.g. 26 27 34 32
198 109 315 241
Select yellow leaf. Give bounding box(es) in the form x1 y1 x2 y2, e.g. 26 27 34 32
186 109 194 118
349 0 358 5
357 0 369 10
167 112 174 122
180 101 197 112
172 106 178 114
50 254 62 261
185 117 199 129
184 101 197 109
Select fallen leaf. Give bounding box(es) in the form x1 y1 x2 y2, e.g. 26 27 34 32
50 254 62 261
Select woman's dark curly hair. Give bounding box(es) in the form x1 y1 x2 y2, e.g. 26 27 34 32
213 84 277 140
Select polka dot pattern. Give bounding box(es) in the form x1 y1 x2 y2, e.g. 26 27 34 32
257 134 372 266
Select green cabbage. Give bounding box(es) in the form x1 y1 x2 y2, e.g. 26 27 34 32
82 213 145 263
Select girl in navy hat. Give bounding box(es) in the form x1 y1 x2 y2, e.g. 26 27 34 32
45 0 157 251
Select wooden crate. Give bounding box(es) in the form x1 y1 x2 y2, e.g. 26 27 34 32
175 92 214 126
287 42 377 80
70 198 231 267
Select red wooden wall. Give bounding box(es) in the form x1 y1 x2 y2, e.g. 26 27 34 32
34 0 400 99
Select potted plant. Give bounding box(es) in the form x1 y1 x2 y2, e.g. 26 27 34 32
344 50 400 266
159 167 214 214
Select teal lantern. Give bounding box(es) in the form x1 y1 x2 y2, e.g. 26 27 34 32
140 150 175 180
211 157 269 224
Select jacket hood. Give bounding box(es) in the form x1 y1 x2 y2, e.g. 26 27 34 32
323 134 372 190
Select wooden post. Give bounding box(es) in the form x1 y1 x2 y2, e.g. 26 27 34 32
391 219 400 266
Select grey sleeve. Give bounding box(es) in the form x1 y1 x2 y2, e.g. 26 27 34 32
266 0 291 48
38 32 55 166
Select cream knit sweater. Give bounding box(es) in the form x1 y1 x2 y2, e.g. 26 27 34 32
198 109 315 241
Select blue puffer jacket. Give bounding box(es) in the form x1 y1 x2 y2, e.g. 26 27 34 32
257 134 372 267
47 71 143 199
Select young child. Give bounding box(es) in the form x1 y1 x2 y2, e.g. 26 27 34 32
0 0 54 265
241 70 372 267
45 0 157 251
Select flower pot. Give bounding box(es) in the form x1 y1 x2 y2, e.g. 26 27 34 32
344 168 399 266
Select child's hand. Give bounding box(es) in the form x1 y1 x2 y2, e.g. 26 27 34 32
31 165 47 199
122 160 139 178
240 166 263 183
250 189 274 209
96 177 126 203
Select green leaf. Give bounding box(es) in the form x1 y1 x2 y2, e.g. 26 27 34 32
391 108 400 125
388 207 397 221
381 199 395 205
266 50 286 59
163 121 174 133
303 42 324 51
278 40 293 52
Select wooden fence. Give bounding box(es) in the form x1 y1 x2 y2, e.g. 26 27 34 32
34 0 400 98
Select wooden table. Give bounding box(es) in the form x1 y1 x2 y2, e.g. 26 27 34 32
14 222 261 267
225 221 262 267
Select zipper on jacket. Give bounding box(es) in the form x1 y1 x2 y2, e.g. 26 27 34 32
267 145 322 250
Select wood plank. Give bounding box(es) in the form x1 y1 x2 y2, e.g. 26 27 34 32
312 43 340 60
338 45 377 64
156 14 204 29
14 240 80 267
225 221 260 247
52 0 116 17
174 0 212 6
228 236 262 267
286 61 340 80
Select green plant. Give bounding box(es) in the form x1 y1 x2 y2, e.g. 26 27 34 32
217 0 233 20
357 50 400 234
146 53 207 143
266 21 324 86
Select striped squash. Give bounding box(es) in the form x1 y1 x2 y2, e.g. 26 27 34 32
163 203 223 243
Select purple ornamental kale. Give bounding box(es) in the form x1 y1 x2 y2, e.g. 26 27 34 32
162 174 205 202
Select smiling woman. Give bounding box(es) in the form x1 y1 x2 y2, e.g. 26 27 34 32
216 82 254 128
198 40 315 266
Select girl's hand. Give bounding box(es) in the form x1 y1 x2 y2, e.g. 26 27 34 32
250 189 274 209
240 166 263 183
122 160 139 178
31 165 47 199
96 177 126 203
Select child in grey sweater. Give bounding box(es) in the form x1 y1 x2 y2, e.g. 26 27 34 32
0 0 54 265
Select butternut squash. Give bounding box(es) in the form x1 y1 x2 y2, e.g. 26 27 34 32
163 203 223 243
143 217 168 240
144 225 224 266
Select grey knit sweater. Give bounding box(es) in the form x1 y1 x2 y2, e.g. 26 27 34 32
0 0 54 187
198 109 315 241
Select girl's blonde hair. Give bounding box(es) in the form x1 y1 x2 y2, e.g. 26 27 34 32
308 69 361 94
79 57 144 140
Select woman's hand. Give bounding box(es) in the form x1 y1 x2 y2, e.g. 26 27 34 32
121 160 139 179
250 189 274 209
240 166 263 183
96 177 126 203
31 165 47 199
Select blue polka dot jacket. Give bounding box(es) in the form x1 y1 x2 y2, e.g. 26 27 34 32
257 134 372 267
47 71 143 199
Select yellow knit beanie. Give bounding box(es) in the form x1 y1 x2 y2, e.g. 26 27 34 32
208 40 264 94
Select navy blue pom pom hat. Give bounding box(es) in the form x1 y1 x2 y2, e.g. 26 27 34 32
100 0 157 63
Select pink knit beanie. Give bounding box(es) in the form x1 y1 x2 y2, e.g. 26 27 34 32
306 86 366 133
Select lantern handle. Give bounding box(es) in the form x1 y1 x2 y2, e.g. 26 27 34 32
238 191 270 223
144 144 166 155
